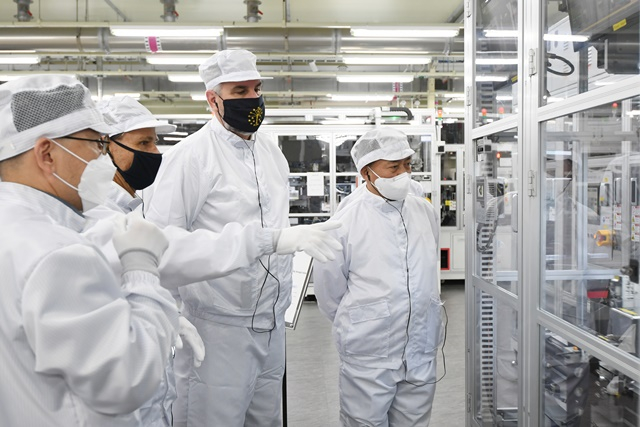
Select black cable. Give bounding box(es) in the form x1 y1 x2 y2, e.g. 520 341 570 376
546 52 575 76
243 138 281 333
385 200 448 387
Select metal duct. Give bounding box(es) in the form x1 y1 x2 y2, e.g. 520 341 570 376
160 0 178 22
0 27 460 56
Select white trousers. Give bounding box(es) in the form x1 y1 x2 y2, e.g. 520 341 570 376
172 312 285 427
339 359 437 427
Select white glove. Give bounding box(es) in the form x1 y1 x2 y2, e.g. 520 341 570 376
175 316 206 368
275 221 343 262
112 211 169 277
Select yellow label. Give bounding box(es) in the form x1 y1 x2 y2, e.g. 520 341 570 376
619 308 638 316
613 19 627 32
445 200 451 206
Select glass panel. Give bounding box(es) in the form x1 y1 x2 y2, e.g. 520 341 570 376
288 175 330 216
473 290 519 426
543 0 640 104
542 329 640 426
475 0 519 126
542 98 640 360
336 175 360 207
473 129 519 294
334 133 432 173
278 135 330 172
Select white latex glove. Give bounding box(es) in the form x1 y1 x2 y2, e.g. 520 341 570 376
175 316 206 368
112 211 169 277
275 221 343 262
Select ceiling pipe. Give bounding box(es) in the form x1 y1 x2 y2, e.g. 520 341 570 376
244 0 262 23
160 0 179 22
14 0 33 22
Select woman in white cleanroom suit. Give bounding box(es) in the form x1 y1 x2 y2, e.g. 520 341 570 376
314 128 444 427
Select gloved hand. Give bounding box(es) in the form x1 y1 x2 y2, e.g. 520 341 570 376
112 211 169 277
175 316 206 368
275 221 343 262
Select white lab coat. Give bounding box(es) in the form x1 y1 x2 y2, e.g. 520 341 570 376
0 182 178 427
145 118 292 329
314 187 442 370
145 117 292 426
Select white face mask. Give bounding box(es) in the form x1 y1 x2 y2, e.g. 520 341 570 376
368 167 411 201
51 140 116 212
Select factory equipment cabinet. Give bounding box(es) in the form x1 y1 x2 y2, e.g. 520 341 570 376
465 0 640 426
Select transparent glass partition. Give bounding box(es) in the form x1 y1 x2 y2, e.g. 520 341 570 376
473 129 519 295
542 328 639 426
278 134 330 173
542 98 640 360
543 0 640 104
473 290 520 426
475 0 519 126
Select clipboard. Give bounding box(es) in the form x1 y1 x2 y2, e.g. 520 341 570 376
284 252 313 330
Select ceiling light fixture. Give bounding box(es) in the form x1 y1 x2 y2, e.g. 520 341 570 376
337 74 414 83
543 34 589 42
483 30 518 38
476 75 509 82
0 54 39 64
114 92 141 99
147 55 212 65
350 26 460 38
191 93 208 101
327 94 395 102
168 73 203 82
0 75 23 81
342 55 431 65
111 25 223 38
476 58 518 65
496 94 514 101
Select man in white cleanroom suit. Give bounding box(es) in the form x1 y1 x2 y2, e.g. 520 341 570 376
145 49 342 426
314 128 444 427
84 96 340 426
0 74 179 426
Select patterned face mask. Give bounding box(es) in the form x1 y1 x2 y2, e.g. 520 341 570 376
216 95 265 134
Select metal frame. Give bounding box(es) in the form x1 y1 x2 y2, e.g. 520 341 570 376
466 1 640 426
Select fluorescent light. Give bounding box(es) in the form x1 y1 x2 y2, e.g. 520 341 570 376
337 74 413 83
342 55 431 65
476 58 518 65
147 55 211 65
443 107 465 114
483 30 518 38
476 75 509 82
496 95 513 101
0 75 23 81
168 131 189 136
163 136 185 142
327 94 394 102
351 26 459 38
0 54 39 64
543 34 589 42
441 92 465 99
626 110 640 116
168 73 203 82
111 25 223 38
191 93 207 101
115 92 141 99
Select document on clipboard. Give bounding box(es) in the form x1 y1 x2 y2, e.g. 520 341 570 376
285 252 313 330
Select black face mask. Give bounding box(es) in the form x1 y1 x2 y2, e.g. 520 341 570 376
216 95 265 134
109 137 163 190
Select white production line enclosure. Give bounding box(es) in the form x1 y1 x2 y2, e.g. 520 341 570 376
465 0 640 426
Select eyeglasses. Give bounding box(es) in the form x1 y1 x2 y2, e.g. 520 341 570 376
61 135 109 155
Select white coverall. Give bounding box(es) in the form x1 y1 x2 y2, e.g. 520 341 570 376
0 182 178 427
313 188 443 427
145 117 292 427
83 182 279 426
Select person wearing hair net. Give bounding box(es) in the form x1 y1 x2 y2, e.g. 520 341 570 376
0 75 179 426
313 128 444 427
144 49 342 426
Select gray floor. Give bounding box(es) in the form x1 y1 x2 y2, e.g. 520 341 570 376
285 282 466 427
